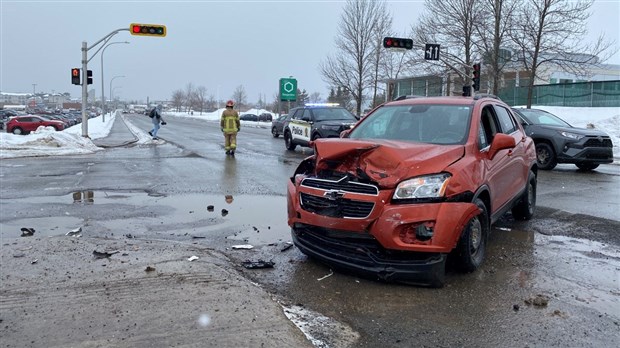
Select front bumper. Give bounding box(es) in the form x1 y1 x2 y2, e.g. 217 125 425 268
287 178 480 285
556 137 613 164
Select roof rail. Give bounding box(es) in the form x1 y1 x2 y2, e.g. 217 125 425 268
473 93 500 100
393 95 424 101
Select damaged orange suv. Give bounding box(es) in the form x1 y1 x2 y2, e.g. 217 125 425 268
287 95 537 287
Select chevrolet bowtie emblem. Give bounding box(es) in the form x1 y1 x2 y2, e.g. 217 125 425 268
323 190 346 200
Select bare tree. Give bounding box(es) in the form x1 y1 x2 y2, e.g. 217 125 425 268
195 86 207 114
184 83 195 113
171 89 184 112
510 0 614 107
369 4 393 106
412 0 482 94
320 0 389 115
231 85 248 110
475 0 519 95
309 92 322 103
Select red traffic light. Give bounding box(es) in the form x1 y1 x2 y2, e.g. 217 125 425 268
71 68 80 85
383 37 413 50
129 23 167 37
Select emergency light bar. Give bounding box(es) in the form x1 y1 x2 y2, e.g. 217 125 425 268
305 103 340 107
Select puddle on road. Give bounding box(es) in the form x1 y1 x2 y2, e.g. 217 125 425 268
490 226 620 316
0 191 290 245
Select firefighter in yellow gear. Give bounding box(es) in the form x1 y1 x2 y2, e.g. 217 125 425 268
220 100 241 155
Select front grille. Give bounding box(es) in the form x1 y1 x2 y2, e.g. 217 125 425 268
301 177 379 195
300 192 374 218
584 137 612 148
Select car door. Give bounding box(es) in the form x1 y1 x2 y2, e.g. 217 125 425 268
477 103 519 215
290 109 312 145
493 104 529 199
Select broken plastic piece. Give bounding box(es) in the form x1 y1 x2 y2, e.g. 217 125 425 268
66 227 82 236
207 205 215 212
145 266 156 272
221 209 229 217
232 244 254 250
242 259 275 269
280 242 294 252
187 255 199 262
93 250 119 259
317 270 334 281
20 227 35 237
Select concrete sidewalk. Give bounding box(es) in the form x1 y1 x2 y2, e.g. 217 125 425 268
93 114 138 148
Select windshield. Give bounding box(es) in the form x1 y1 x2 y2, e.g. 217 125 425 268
515 109 572 127
313 108 357 122
349 104 471 145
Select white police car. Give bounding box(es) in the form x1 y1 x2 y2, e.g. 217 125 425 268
283 103 358 150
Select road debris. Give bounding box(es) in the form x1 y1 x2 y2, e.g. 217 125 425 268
280 242 294 252
31 259 38 264
187 256 199 262
317 270 334 281
242 259 275 269
66 227 82 236
207 205 214 212
93 250 120 259
13 253 26 258
232 244 254 250
145 266 156 272
221 209 229 217
191 235 206 239
525 294 550 307
20 227 35 237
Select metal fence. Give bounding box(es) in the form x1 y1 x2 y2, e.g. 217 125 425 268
498 80 620 107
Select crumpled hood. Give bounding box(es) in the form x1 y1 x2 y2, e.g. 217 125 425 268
312 138 465 188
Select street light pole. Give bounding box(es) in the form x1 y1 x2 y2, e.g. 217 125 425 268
101 41 129 122
109 75 125 113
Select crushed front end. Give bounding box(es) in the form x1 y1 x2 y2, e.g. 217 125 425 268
286 139 480 287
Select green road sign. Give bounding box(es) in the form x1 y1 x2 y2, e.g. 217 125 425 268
280 78 297 101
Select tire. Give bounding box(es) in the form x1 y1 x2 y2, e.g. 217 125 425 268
575 163 599 171
272 127 279 138
284 132 296 151
535 142 557 170
12 127 23 135
454 198 489 272
512 170 536 220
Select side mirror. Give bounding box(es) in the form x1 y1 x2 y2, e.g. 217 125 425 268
488 133 516 159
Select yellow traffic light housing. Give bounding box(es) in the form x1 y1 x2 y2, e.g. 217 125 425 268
129 23 166 37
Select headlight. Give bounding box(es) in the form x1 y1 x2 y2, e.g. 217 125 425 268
559 131 584 140
393 173 451 200
320 125 341 131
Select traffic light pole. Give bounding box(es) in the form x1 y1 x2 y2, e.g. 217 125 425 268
80 28 129 138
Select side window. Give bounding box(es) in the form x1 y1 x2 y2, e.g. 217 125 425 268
494 105 517 134
302 109 312 122
478 122 489 149
480 105 498 146
292 109 303 120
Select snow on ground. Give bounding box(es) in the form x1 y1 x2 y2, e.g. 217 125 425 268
1 107 618 162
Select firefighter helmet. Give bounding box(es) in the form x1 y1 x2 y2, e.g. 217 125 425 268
226 100 234 107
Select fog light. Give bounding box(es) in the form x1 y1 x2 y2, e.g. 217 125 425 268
416 222 434 241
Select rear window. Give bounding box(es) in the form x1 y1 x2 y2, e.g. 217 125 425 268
349 104 471 145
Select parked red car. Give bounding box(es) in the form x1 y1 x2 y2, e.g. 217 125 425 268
6 115 65 135
287 95 538 287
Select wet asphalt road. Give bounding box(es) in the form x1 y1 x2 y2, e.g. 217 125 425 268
1 114 619 347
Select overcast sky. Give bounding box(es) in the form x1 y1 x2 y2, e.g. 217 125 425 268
1 0 618 104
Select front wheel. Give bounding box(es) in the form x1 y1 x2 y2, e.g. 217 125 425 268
575 163 599 171
284 132 296 151
12 127 23 135
535 142 557 170
272 127 279 138
512 170 536 220
454 198 489 272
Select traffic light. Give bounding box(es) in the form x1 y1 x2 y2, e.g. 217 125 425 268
87 70 93 85
383 37 413 49
472 63 481 91
130 23 166 37
71 68 80 85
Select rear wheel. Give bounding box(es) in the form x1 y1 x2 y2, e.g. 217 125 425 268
284 132 296 151
272 127 279 138
454 198 489 272
12 127 23 135
535 142 557 170
512 170 536 220
575 163 599 171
